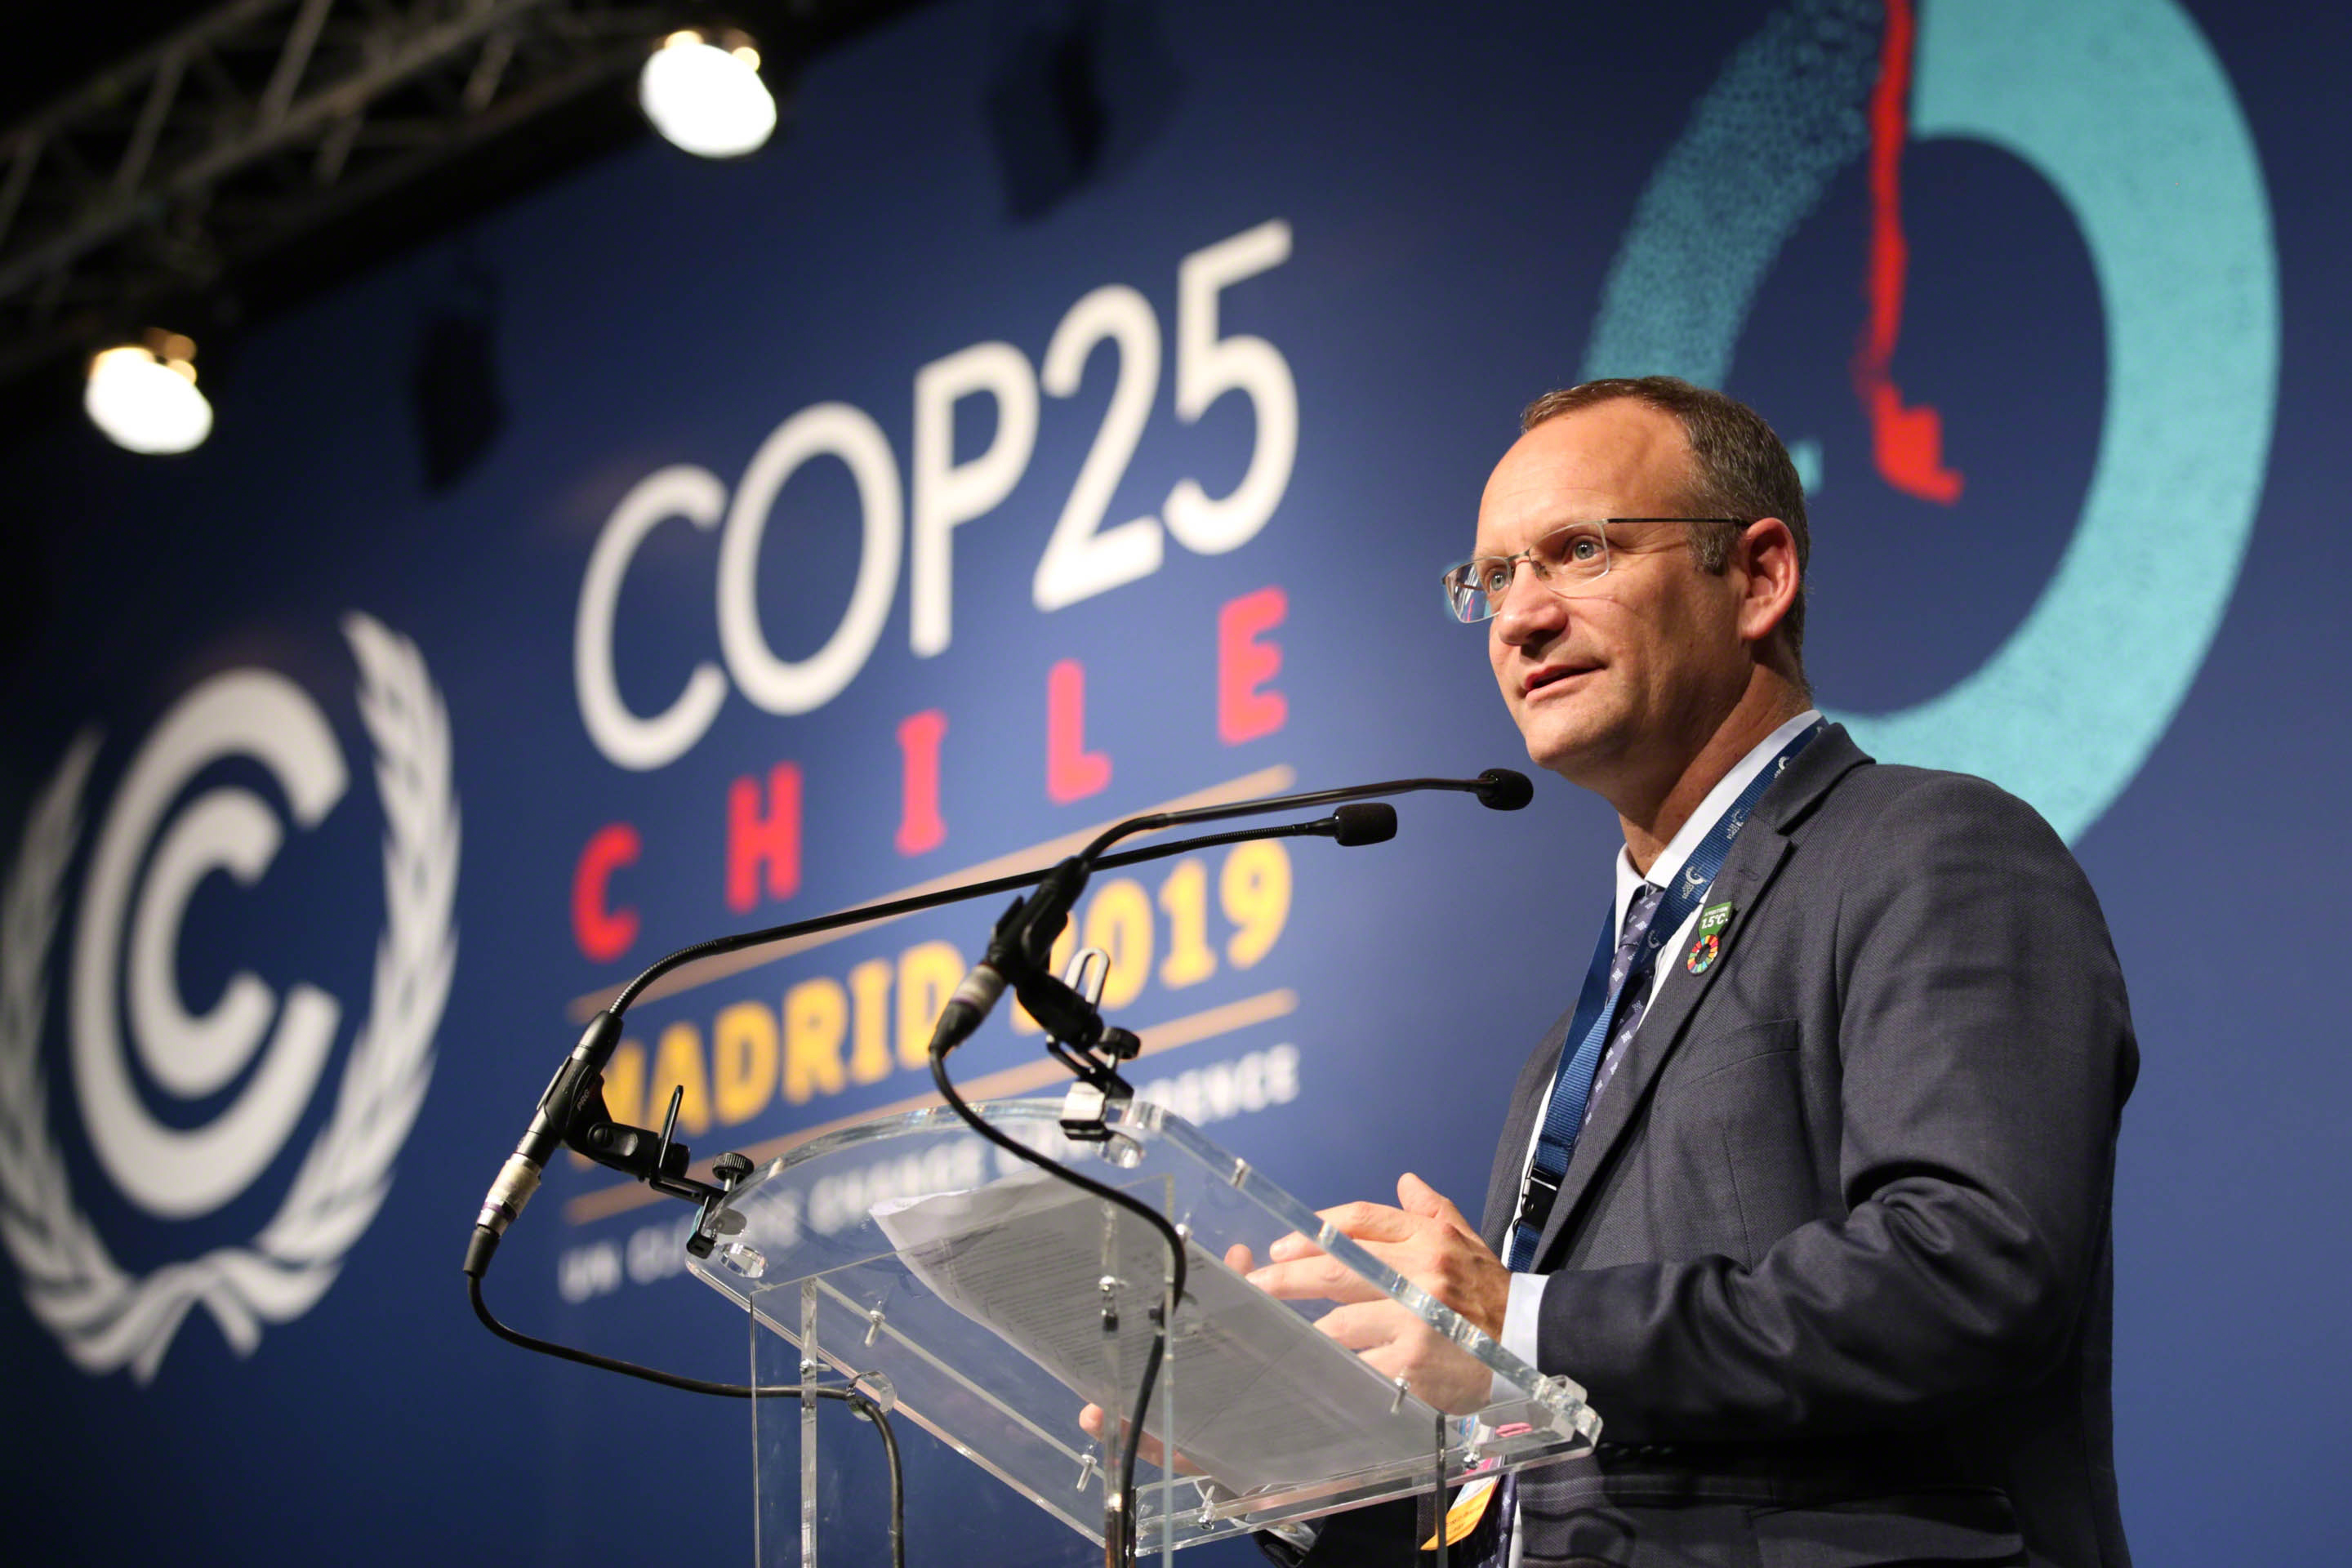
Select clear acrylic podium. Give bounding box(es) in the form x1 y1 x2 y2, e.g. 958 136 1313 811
684 1098 1601 1562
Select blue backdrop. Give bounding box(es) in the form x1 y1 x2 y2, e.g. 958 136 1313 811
3 1 2345 1562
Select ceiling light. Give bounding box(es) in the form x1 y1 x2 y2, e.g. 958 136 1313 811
639 29 777 159
85 332 213 455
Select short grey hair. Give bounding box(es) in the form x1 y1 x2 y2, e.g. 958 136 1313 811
1520 376 1810 663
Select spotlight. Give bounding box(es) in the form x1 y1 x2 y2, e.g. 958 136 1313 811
85 332 213 455
639 29 777 158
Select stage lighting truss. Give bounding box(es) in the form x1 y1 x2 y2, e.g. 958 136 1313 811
0 0 674 388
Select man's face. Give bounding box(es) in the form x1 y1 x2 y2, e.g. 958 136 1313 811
1476 400 1749 786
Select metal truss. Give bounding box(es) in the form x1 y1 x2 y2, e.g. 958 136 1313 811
0 0 678 381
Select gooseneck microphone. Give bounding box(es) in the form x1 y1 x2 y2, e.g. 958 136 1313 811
466 795 1418 1265
928 771 1524 1056
1476 767 1535 811
925 801 1394 1060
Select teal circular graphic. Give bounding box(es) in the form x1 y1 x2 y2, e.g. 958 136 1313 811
1584 0 2278 843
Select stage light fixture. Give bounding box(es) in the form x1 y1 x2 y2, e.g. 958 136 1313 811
639 29 777 158
85 332 213 455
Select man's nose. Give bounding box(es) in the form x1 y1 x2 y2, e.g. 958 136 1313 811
1490 560 1566 646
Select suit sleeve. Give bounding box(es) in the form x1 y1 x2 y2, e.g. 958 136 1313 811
1531 773 2137 1440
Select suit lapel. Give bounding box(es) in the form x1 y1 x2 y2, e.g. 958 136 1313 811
1528 726 1869 1265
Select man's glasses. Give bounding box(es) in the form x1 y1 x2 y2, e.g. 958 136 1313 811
1439 518 1748 624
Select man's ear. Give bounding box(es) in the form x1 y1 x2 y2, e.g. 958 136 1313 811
1735 516 1802 648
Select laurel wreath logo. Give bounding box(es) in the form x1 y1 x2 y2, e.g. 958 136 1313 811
0 612 457 1383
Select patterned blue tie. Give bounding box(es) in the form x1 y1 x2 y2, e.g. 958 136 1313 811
1585 884 1667 1129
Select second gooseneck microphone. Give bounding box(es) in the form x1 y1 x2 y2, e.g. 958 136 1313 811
1475 767 1535 811
929 769 1528 1056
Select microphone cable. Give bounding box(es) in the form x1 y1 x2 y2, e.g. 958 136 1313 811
464 1272 902 1565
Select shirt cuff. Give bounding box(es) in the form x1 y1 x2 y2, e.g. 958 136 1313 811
1489 1272 1548 1403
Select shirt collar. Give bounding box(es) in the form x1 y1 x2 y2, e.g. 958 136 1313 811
1613 709 1821 933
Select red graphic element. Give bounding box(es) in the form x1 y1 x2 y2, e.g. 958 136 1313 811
727 760 802 911
1046 657 1112 804
571 822 642 962
1857 0 1963 506
1217 586 1289 745
895 709 948 856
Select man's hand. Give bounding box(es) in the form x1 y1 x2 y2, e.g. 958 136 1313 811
1251 1173 1510 1337
1245 1173 1511 1414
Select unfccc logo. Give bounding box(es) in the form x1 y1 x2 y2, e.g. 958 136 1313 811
1587 0 2275 842
0 614 457 1381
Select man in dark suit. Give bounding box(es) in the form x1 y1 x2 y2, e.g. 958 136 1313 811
1251 378 2136 1566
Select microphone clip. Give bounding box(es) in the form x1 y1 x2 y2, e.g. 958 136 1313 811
1050 1014 1141 1144
572 1086 764 1264
559 1063 752 1253
1009 944 1140 1144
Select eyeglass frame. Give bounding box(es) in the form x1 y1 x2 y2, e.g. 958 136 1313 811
1439 516 1753 624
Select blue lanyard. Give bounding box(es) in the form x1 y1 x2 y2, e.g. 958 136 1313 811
1506 720 1823 1267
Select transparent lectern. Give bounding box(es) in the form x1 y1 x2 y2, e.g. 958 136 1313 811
685 1098 1601 1562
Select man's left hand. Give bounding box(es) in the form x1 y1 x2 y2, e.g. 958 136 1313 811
1246 1173 1512 1413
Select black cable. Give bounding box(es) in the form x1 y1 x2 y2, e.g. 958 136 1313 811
928 1046 1183 1568
466 1268 904 1568
1117 1327 1166 1565
861 1387 906 1568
